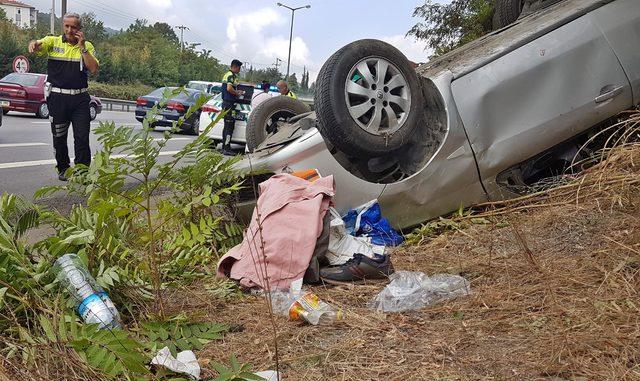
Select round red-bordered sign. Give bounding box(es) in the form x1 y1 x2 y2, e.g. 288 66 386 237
13 56 30 74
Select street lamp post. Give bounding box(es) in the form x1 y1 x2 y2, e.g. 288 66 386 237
277 2 310 81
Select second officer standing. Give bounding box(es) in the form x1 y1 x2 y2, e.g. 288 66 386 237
220 59 244 156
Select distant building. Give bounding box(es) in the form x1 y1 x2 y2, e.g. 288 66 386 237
0 0 37 28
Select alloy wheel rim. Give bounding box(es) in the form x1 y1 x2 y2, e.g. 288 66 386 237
344 56 411 136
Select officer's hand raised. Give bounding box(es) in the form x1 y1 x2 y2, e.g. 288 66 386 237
75 31 86 47
28 40 42 53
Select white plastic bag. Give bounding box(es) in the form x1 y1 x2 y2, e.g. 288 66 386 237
151 346 201 380
370 271 470 312
326 208 385 265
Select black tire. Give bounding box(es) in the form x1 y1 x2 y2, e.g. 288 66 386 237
36 103 49 119
2 109 8 115
493 0 523 30
187 114 200 136
89 104 97 121
314 39 423 158
246 96 311 152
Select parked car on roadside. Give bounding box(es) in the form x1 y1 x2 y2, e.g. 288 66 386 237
237 0 640 229
186 80 223 95
0 73 102 120
198 86 308 149
135 87 206 135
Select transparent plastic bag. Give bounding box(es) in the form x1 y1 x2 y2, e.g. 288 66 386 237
370 271 470 312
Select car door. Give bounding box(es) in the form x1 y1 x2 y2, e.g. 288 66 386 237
590 0 640 105
451 7 632 198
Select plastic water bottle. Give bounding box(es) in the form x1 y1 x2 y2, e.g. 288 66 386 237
53 254 122 329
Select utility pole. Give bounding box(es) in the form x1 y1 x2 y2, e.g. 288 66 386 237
277 3 310 80
61 0 67 17
50 0 55 34
174 25 189 52
273 57 283 71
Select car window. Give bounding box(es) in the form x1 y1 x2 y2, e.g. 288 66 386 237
171 90 201 102
148 87 167 97
187 82 208 92
1 73 40 86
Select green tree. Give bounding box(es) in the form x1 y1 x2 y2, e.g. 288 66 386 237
407 0 494 57
151 22 179 44
300 67 309 92
288 72 300 93
0 7 7 21
80 12 106 43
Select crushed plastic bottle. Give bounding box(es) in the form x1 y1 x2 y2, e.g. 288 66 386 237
370 271 470 312
53 253 122 329
269 279 341 325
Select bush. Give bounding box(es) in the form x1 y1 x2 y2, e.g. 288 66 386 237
88 81 154 100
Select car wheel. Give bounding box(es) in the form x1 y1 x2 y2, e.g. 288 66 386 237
89 104 97 121
314 39 423 158
188 115 200 136
246 96 311 152
36 103 49 119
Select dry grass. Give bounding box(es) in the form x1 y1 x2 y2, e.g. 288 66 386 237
186 115 640 380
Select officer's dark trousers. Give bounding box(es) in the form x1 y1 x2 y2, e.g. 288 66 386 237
221 101 236 149
48 92 91 173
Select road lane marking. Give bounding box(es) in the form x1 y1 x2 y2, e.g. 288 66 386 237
0 143 49 148
0 150 181 170
31 121 141 126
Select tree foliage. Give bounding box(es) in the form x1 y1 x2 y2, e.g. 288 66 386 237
0 15 226 92
407 0 494 57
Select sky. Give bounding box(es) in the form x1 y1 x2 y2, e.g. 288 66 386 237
24 0 442 81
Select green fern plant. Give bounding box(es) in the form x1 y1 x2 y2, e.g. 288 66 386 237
139 320 228 355
34 88 245 316
213 355 265 381
19 313 149 379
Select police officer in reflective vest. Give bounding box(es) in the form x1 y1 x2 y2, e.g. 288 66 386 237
220 59 245 155
28 12 99 181
276 80 297 99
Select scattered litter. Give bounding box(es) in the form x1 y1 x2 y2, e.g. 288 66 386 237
151 346 201 380
53 253 121 329
343 199 404 246
270 278 341 325
370 271 470 312
288 292 342 325
254 370 280 381
327 207 386 265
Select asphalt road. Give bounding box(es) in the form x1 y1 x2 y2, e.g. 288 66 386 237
0 109 198 203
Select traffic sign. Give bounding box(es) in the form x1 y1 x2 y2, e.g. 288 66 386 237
13 56 30 74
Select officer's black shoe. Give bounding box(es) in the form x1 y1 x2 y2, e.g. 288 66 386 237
58 172 68 181
221 146 235 156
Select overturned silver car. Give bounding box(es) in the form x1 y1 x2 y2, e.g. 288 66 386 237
237 0 640 229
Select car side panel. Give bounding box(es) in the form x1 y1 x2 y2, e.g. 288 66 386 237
591 0 640 104
451 11 632 199
379 72 488 229
241 130 386 216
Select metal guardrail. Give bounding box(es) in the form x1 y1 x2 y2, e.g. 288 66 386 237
100 97 314 113
100 97 136 112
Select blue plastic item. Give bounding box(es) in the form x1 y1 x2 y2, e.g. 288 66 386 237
342 200 404 247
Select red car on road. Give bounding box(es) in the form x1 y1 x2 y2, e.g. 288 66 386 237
0 73 102 120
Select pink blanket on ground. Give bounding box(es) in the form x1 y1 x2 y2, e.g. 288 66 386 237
217 173 335 290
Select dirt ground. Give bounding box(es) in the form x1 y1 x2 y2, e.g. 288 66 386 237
164 144 640 380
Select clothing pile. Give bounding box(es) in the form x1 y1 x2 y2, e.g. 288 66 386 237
217 172 404 290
